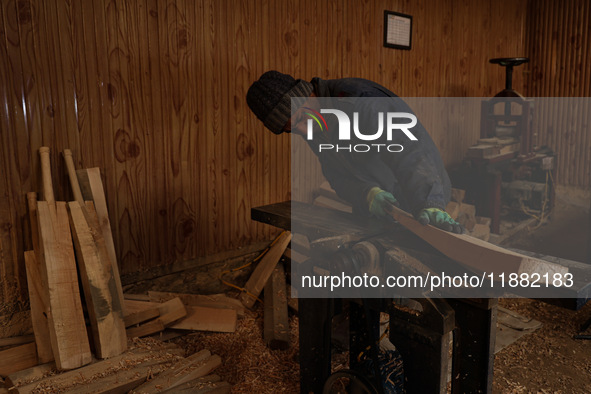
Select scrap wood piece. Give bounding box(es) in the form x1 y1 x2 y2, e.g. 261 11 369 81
147 291 245 317
4 362 55 388
132 349 221 393
239 232 293 309
161 375 231 393
75 167 124 311
313 195 353 214
36 201 92 370
127 298 187 338
68 201 127 359
169 306 237 333
264 263 290 350
0 342 38 377
125 307 161 327
387 205 568 278
16 348 183 393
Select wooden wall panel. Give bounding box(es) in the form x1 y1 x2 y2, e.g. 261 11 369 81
525 0 591 188
0 0 537 303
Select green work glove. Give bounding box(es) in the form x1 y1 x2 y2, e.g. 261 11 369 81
417 208 463 234
367 187 398 217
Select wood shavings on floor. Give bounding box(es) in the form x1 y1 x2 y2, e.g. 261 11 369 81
172 306 300 393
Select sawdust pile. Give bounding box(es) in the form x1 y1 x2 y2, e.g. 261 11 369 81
173 307 301 393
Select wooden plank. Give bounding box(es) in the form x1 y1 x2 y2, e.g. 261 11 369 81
263 264 290 350
0 342 37 376
387 205 568 278
22 251 53 363
4 362 55 388
0 335 34 348
169 306 237 333
239 232 292 309
126 319 166 339
76 167 124 310
313 195 352 214
133 349 212 393
124 308 160 328
135 350 222 393
36 201 92 370
147 291 245 317
67 201 127 359
126 298 187 338
162 378 230 394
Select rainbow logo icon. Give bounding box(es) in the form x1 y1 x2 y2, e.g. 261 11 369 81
303 107 328 132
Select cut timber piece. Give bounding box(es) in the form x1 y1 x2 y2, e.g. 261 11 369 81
16 349 183 393
162 378 231 393
470 223 491 242
313 195 353 214
169 306 237 332
68 201 127 359
148 291 245 317
23 251 53 363
36 201 92 370
0 342 38 376
264 263 290 350
4 362 55 388
133 349 219 393
239 232 292 309
451 188 465 203
126 298 187 338
76 167 124 313
445 201 460 221
124 307 160 327
0 335 34 348
387 205 568 279
457 203 477 231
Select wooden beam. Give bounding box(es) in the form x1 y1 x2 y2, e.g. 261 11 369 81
0 342 37 376
264 263 290 350
147 291 245 317
133 349 215 393
239 232 292 309
161 375 230 393
36 201 92 370
387 205 568 278
126 298 187 338
4 362 55 388
75 167 124 309
68 201 127 359
124 307 160 327
169 306 237 333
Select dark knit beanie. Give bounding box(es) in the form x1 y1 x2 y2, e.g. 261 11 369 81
246 71 314 134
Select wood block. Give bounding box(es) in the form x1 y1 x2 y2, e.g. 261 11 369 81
0 342 38 376
476 216 492 227
263 264 290 350
450 188 465 203
163 379 231 393
126 298 187 338
76 168 125 313
4 362 55 388
445 201 460 221
387 205 568 279
133 349 213 393
470 223 491 242
169 306 237 333
124 307 160 327
239 232 292 309
68 201 127 359
36 201 92 370
148 291 245 317
23 251 53 364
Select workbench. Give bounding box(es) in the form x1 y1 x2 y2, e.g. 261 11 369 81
252 201 591 393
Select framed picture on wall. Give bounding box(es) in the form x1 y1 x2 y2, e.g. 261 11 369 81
383 10 412 50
